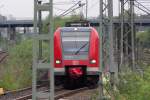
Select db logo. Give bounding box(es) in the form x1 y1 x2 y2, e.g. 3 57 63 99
72 61 79 65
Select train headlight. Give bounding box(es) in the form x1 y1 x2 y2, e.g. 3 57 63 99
74 27 78 31
91 59 96 64
56 60 61 64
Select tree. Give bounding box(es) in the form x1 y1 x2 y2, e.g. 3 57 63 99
42 15 81 33
136 29 150 47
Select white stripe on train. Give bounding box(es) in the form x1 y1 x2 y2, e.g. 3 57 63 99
54 67 99 72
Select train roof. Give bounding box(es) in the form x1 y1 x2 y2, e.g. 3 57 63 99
60 27 91 32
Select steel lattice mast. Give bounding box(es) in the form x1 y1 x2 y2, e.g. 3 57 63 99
99 0 116 98
119 0 136 71
33 0 54 100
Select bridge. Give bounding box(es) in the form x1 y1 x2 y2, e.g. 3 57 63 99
90 18 150 26
0 20 33 27
0 18 150 28
0 18 150 40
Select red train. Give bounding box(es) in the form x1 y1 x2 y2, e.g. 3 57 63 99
54 27 100 89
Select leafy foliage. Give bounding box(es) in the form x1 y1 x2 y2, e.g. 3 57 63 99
0 39 50 90
136 29 150 47
42 15 81 33
116 67 150 100
0 39 32 90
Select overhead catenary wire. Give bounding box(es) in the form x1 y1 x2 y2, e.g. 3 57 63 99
49 0 89 18
60 3 85 17
135 0 150 13
134 5 150 15
134 2 150 15
59 1 81 16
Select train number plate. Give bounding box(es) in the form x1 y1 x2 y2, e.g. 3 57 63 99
72 61 79 65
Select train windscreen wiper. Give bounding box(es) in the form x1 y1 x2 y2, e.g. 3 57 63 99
74 42 89 55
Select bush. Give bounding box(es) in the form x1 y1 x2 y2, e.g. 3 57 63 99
42 15 81 33
0 39 50 90
116 67 150 100
136 29 150 48
0 40 32 90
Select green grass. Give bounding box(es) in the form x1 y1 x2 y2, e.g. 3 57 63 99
90 66 150 100
0 39 32 90
0 39 49 91
114 67 150 100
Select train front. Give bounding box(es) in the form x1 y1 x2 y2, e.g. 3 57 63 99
54 27 99 88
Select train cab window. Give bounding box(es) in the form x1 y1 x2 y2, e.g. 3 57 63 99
61 31 90 60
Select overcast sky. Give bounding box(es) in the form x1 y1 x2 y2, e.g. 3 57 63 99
0 0 120 20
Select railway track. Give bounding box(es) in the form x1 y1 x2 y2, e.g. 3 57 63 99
0 86 62 100
142 49 150 65
0 84 63 100
0 51 8 63
55 87 88 100
0 86 34 100
14 86 115 100
12 87 88 100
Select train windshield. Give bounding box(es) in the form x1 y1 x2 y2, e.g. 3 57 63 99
61 31 90 60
